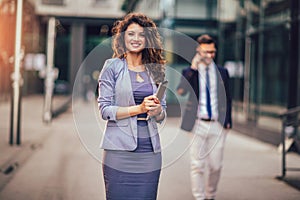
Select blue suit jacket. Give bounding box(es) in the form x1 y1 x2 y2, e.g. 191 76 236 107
97 58 166 153
177 65 232 131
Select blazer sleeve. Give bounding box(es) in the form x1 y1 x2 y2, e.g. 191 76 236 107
224 68 232 128
176 67 197 96
218 66 232 128
97 60 119 121
155 90 167 124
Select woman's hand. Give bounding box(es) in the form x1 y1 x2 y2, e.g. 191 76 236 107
140 95 162 117
116 95 162 120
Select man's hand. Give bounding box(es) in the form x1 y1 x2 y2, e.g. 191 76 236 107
191 53 201 70
226 124 231 129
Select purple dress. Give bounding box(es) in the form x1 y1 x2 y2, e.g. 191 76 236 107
103 70 162 200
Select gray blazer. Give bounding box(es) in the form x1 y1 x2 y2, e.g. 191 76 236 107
97 58 166 153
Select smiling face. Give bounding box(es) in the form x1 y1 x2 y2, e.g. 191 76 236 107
124 23 146 54
196 43 216 66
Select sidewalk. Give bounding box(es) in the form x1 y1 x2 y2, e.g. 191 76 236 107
0 95 300 199
0 95 71 190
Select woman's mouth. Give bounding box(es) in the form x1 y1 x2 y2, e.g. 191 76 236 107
131 43 141 48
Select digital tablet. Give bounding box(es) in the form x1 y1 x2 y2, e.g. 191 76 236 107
155 80 168 101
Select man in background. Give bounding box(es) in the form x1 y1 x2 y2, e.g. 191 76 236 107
177 34 232 200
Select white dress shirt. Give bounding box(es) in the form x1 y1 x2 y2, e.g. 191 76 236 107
197 62 218 120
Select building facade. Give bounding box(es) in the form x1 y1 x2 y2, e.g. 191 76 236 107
219 0 300 146
160 0 299 146
0 0 41 100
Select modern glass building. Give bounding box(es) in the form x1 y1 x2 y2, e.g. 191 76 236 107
218 0 299 146
161 0 300 147
154 0 300 148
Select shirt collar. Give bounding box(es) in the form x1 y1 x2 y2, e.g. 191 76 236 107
198 61 215 72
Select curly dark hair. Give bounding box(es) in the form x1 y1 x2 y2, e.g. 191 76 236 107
111 12 166 84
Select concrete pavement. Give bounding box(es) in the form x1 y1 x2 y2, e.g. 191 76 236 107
0 95 300 199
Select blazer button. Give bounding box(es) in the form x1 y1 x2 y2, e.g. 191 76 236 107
107 116 110 119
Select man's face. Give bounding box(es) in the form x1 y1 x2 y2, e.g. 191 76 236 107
196 43 216 66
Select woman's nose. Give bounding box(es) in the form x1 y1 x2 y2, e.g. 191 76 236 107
134 34 139 40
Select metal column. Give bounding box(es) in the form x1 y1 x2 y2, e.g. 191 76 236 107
288 0 299 109
10 0 23 145
243 0 252 119
256 0 265 119
43 17 58 123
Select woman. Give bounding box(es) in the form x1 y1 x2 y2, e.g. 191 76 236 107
98 13 167 200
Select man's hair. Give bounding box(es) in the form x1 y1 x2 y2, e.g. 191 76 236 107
197 34 216 45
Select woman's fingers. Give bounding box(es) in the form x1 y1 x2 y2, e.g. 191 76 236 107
147 104 162 117
144 95 159 102
144 95 159 106
141 95 161 114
